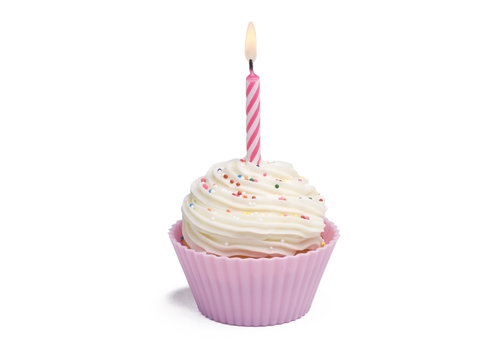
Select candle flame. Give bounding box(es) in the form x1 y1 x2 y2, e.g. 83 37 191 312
245 22 257 61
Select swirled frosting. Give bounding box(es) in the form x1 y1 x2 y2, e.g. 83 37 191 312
181 159 327 257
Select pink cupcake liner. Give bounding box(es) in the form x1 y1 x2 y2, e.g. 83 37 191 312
169 218 339 326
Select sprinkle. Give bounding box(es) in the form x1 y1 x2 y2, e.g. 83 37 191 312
275 184 279 189
230 179 234 184
242 211 251 215
237 191 242 196
309 197 313 200
252 196 256 199
240 159 246 162
243 195 248 199
232 193 237 196
278 196 287 201
208 189 214 194
263 172 267 177
245 176 248 180
226 209 231 213
189 203 194 208
200 178 206 183
237 174 242 178
249 178 254 182
202 183 209 190
223 174 228 179
319 199 323 202
207 208 212 211
282 214 288 217
321 241 325 247
217 168 222 172
293 214 298 217
301 215 310 220
236 182 240 186
298 178 302 182
181 236 184 241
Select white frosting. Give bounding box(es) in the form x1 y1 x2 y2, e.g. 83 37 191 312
181 159 327 257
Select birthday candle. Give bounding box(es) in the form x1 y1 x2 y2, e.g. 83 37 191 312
245 22 261 165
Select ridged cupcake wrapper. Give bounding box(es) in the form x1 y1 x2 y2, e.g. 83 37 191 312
170 218 339 326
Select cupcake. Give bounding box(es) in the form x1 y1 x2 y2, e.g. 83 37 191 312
170 159 339 326
170 22 339 326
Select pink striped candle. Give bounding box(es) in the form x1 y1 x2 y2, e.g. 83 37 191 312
245 22 261 165
246 70 261 164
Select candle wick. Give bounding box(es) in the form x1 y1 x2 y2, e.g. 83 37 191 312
249 59 253 71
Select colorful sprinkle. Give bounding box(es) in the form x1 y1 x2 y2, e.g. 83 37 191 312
243 195 248 199
207 208 212 211
208 189 214 194
180 236 184 241
236 182 240 186
230 179 234 184
237 174 242 178
237 191 242 196
189 203 194 208
252 196 256 199
321 241 325 247
202 183 209 190
223 174 228 179
319 199 323 202
226 209 231 213
249 178 254 182
301 215 310 220
217 168 222 172
263 172 267 177
275 184 279 189
201 178 206 183
278 196 287 201
240 159 246 162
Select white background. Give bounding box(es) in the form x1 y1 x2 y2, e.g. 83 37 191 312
1 0 501 359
